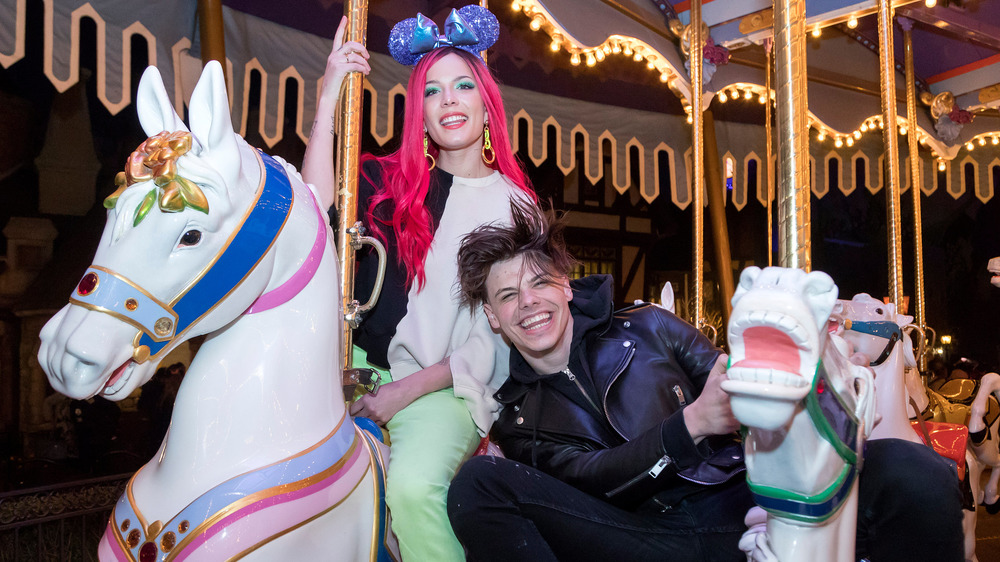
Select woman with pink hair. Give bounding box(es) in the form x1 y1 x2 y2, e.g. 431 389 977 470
302 6 535 560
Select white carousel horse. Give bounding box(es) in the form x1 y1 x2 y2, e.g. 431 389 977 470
836 293 980 562
988 256 1000 288
723 266 876 562
37 61 398 561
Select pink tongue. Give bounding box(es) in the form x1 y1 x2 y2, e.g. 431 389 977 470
104 360 130 390
732 326 801 373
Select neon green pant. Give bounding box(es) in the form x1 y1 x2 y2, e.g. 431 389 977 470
353 346 480 562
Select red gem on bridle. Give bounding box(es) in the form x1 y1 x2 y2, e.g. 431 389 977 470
77 272 99 296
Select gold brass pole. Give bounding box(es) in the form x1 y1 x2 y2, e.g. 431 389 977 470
197 0 227 79
690 0 705 329
902 18 926 369
338 0 368 376
765 40 774 267
703 110 734 326
774 0 810 270
877 0 904 310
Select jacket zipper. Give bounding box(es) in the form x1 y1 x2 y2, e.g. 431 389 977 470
605 454 674 497
563 368 602 415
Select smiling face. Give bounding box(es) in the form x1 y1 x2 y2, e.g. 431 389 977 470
422 52 487 156
483 254 574 374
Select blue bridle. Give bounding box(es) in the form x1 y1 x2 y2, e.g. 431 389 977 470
844 319 903 366
69 150 293 364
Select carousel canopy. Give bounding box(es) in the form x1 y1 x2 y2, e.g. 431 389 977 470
1 0 999 206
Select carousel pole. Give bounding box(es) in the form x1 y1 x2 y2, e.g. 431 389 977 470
337 0 368 376
877 0 904 310
764 39 774 267
901 17 927 369
690 0 706 330
197 0 227 79
773 0 810 269
703 110 734 325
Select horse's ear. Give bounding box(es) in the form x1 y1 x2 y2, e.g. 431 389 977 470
188 60 238 159
137 66 188 137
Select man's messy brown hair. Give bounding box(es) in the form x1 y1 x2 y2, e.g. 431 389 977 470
457 200 576 309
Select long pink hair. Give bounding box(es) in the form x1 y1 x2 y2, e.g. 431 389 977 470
364 47 535 290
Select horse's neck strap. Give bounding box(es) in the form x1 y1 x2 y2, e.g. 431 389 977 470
245 185 327 314
805 361 864 467
748 462 859 523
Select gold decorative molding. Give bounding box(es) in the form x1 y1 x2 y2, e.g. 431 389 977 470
740 9 773 35
980 84 1000 105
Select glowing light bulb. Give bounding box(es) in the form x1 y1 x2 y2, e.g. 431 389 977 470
853 130 862 139
812 27 822 38
602 44 611 55
659 72 670 83
758 93 767 104
686 114 693 124
979 137 987 146
570 52 581 66
530 15 543 31
926 0 937 7
848 15 858 29
623 45 633 56
938 161 946 171
835 138 844 148
817 132 826 141
586 53 596 66
860 123 869 132
744 89 753 100
899 127 907 136
846 137 854 147
993 137 999 145
595 50 605 62
612 42 621 54
647 60 655 69
718 91 728 103
511 0 521 12
550 36 562 52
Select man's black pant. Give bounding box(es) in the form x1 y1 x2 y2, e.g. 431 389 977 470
448 438 964 561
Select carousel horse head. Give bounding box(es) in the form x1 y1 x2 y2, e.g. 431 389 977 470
724 266 876 561
724 266 840 430
835 293 916 369
38 61 292 400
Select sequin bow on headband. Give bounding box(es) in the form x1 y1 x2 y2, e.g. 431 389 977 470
389 4 499 66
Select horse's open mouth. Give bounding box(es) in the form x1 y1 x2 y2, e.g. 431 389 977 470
101 359 135 397
728 319 810 390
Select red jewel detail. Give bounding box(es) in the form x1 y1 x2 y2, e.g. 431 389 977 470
816 378 825 394
77 272 99 296
139 541 158 562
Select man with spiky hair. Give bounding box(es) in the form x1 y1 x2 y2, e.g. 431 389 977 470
447 201 963 562
449 201 751 560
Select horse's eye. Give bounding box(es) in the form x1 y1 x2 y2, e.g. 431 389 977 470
180 230 202 247
875 308 883 315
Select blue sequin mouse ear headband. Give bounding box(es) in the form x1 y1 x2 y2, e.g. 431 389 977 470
388 5 499 66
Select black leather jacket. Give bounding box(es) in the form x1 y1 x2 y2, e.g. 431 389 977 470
492 275 745 511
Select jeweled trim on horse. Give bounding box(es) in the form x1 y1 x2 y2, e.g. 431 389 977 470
70 147 294 366
100 413 382 561
747 361 865 523
132 150 294 362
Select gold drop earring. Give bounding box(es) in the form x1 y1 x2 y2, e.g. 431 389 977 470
424 131 436 171
482 122 496 165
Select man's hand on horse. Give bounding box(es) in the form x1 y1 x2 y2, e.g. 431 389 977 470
683 354 740 443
